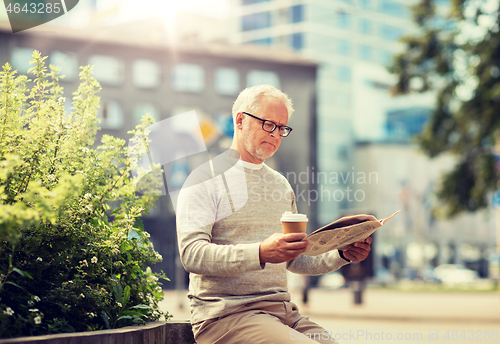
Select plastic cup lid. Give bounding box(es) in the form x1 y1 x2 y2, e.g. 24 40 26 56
281 211 308 222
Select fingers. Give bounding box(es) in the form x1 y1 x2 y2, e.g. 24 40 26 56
278 235 308 251
260 233 309 264
283 233 308 242
344 249 366 262
352 241 371 250
344 239 372 262
285 240 309 251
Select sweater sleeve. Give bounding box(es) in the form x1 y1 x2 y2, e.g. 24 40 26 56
176 175 264 276
286 249 350 275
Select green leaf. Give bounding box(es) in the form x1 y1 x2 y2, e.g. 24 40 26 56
100 311 111 329
12 267 34 279
6 281 24 290
121 310 145 317
112 281 123 304
122 285 130 306
133 218 144 231
120 241 133 252
117 315 139 322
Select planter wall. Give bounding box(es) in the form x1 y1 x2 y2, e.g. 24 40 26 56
0 321 195 344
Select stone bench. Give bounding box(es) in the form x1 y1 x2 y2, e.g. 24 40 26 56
0 321 196 344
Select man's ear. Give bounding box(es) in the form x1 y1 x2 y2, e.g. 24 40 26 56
234 112 244 129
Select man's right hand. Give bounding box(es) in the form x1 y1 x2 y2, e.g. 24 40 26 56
259 233 309 264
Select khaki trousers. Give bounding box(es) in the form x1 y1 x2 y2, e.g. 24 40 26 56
192 301 339 344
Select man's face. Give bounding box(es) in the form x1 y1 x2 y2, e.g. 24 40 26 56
236 96 289 164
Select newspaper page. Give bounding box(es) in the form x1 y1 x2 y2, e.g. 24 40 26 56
302 211 400 256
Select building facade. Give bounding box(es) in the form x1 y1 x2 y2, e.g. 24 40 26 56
230 0 424 224
230 0 498 278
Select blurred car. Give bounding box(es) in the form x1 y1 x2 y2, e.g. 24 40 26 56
317 271 345 290
433 264 479 285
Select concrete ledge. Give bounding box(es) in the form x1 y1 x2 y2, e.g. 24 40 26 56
0 321 196 344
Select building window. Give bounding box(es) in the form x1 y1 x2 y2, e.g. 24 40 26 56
250 37 274 45
380 50 393 66
290 5 303 23
335 92 351 108
338 146 349 161
88 55 124 86
290 33 303 51
336 11 351 29
359 45 373 61
337 39 351 56
172 64 204 92
11 47 34 74
246 70 280 88
97 101 123 129
215 68 240 95
242 0 270 4
380 24 404 41
133 103 160 124
309 33 335 53
379 0 409 19
132 59 161 89
242 12 272 31
50 51 78 81
338 66 351 82
429 15 456 31
359 18 372 34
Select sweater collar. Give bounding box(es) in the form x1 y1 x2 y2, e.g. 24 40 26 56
240 160 265 170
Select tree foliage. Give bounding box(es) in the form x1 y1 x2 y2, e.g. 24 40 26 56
0 51 169 338
390 0 500 217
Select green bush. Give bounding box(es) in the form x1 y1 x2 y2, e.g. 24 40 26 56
0 51 170 338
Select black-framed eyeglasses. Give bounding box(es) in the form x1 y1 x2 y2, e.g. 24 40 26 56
242 112 293 137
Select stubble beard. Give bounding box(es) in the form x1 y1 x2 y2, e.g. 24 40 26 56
242 131 275 161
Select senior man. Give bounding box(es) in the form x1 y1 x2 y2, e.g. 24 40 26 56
176 85 373 344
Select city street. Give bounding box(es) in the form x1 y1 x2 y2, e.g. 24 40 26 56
306 318 498 344
160 288 500 344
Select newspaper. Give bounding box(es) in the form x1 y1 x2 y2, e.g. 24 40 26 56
302 210 400 256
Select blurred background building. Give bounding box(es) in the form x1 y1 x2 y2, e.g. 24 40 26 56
0 0 497 287
229 0 496 281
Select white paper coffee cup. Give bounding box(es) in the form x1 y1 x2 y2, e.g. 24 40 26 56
281 211 308 234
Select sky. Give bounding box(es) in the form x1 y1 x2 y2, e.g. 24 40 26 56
0 0 232 28
119 0 231 20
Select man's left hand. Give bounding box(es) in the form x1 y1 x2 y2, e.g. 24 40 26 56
343 237 372 262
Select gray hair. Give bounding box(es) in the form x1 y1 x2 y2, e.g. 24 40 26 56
231 85 294 123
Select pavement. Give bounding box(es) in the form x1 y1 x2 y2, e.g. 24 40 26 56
159 288 500 324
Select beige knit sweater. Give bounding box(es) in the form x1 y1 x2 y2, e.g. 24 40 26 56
176 152 349 325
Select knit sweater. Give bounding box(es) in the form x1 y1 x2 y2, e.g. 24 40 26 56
176 151 349 325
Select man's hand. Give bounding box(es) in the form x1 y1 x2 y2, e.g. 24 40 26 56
342 237 372 262
259 233 309 264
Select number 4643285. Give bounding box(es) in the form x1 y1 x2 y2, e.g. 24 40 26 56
6 2 62 14
444 330 498 341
